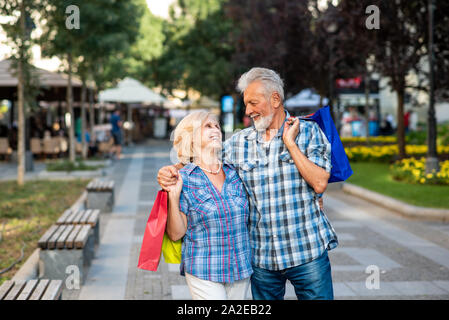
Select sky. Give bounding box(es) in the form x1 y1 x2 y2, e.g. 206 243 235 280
146 0 176 18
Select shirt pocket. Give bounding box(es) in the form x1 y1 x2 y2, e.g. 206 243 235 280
240 160 257 171
228 183 248 209
189 189 214 212
279 151 295 164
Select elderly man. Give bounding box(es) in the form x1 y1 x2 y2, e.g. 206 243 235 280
158 67 338 300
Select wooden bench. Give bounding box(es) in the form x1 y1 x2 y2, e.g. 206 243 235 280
86 179 115 213
56 208 100 246
0 279 63 300
38 224 94 285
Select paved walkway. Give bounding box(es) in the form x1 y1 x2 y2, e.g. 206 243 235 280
63 140 449 300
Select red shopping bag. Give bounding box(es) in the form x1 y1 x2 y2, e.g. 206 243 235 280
137 190 168 271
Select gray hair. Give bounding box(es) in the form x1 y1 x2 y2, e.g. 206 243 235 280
236 67 284 101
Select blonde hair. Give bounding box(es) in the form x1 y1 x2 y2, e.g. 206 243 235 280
173 110 219 164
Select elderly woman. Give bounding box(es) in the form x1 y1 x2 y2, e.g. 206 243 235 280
166 110 252 300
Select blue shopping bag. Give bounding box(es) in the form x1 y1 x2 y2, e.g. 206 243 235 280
300 106 353 183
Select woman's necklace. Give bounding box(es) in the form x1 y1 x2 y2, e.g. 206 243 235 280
197 161 222 174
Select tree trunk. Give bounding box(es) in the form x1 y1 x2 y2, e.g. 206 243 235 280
89 84 95 133
396 84 406 159
81 79 87 159
67 54 76 163
17 1 26 186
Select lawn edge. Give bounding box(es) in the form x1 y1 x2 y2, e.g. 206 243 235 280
342 182 449 222
10 188 88 282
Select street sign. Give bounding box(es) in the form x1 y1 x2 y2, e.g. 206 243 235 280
221 96 234 113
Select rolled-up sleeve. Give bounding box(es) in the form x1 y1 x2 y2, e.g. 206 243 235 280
306 122 332 173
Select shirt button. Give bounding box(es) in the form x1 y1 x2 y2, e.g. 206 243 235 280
273 235 278 238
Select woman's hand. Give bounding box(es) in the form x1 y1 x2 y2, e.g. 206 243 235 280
157 165 180 191
282 117 300 148
167 173 183 195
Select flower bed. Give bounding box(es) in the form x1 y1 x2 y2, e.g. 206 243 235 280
341 136 397 147
345 145 449 162
390 157 449 185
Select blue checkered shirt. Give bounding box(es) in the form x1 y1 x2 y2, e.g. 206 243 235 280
178 163 253 283
222 110 338 271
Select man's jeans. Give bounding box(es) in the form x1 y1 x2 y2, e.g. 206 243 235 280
250 250 334 300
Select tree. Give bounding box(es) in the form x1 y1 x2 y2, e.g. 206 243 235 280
226 0 313 95
0 0 44 185
433 1 449 102
73 0 142 159
152 0 233 99
41 0 142 161
40 0 78 162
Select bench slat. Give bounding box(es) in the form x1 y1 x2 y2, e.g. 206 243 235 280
65 209 80 224
87 179 113 191
28 279 50 300
89 179 99 190
16 279 39 300
4 280 26 300
72 209 86 224
38 225 60 249
48 225 67 249
79 209 92 224
56 224 75 249
66 225 82 249
0 280 15 300
75 225 91 249
41 280 63 300
56 209 73 224
87 209 100 226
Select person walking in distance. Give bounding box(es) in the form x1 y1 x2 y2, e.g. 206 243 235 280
110 109 123 160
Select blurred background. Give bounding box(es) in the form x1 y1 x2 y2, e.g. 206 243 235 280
1 0 449 298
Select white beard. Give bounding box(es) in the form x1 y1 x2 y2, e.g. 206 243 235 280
254 112 275 131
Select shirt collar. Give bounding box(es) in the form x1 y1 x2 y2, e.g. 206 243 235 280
245 109 291 141
181 162 233 176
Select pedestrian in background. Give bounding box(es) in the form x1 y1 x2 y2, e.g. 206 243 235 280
110 109 123 160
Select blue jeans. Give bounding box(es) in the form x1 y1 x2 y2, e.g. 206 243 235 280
250 250 334 300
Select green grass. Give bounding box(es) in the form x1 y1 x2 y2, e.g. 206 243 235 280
46 160 103 172
0 180 88 284
347 162 449 209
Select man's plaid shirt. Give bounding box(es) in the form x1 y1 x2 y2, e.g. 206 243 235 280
222 110 338 271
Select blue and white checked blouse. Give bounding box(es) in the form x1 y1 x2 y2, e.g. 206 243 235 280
222 110 338 271
178 163 253 283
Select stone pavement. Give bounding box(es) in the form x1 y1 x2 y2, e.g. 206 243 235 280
64 139 449 300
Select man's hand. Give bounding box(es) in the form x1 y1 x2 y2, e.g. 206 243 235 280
282 117 300 147
157 165 180 191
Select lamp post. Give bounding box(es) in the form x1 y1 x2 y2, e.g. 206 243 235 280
426 0 439 174
325 19 338 124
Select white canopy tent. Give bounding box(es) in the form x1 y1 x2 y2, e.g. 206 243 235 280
285 89 328 109
99 77 167 105
98 77 169 140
